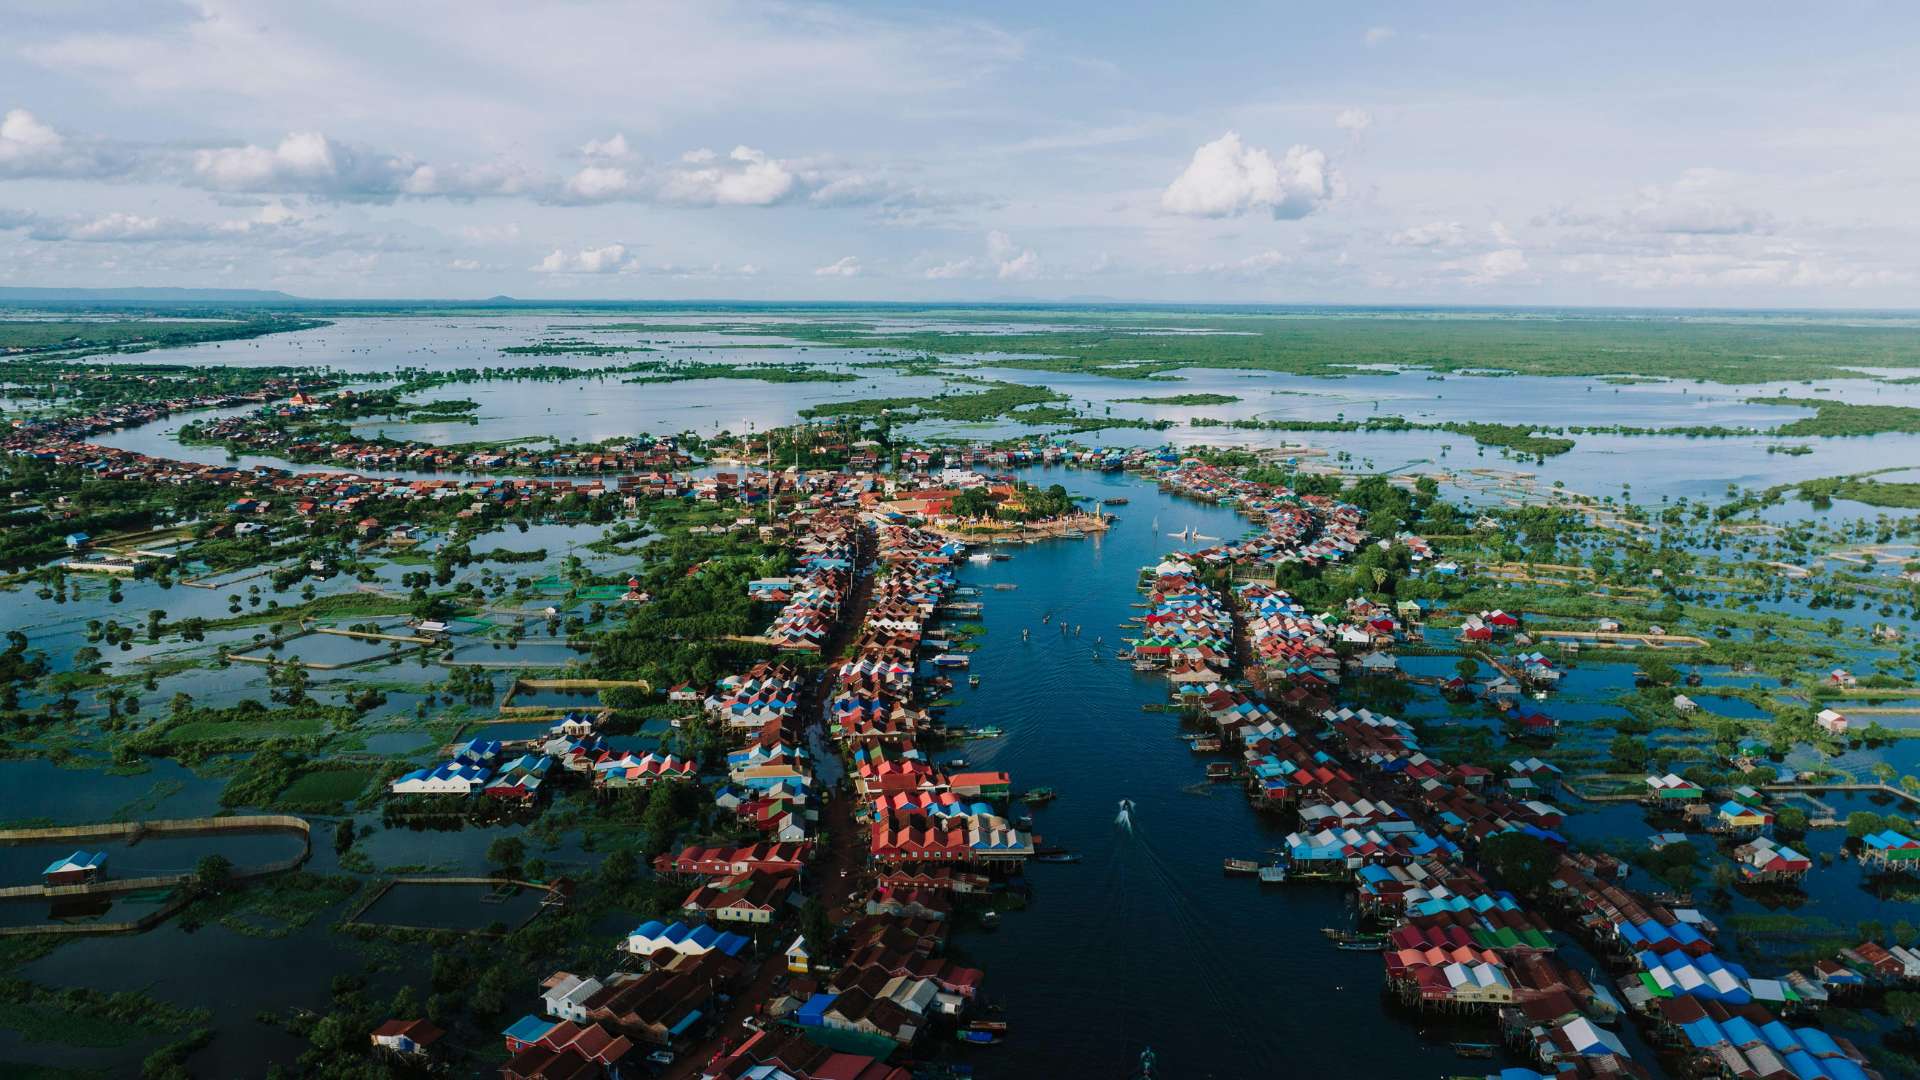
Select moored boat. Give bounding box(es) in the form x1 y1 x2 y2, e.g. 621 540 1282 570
1021 787 1057 804
1258 863 1288 884
1223 858 1259 876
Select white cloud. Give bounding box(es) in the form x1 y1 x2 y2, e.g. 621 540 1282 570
191 130 527 200
532 244 633 273
580 133 631 160
556 144 799 206
1161 132 1336 220
563 165 636 201
448 258 485 271
814 255 862 277
658 145 796 206
1392 221 1467 248
1364 26 1395 46
924 231 1040 279
0 107 132 178
1335 108 1373 135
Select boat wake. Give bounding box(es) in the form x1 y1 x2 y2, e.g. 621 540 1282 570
1114 797 1134 832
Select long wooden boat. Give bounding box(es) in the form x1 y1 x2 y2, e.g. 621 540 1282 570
1223 858 1259 876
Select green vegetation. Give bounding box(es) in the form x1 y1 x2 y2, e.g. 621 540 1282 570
1797 475 1920 509
0 979 210 1049
1750 398 1920 436
663 309 1920 383
1190 414 1576 456
1112 392 1242 406
1758 395 1920 432
0 316 323 361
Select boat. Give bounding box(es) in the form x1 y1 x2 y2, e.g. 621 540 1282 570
933 653 971 668
1204 762 1234 781
1192 737 1223 753
1322 928 1389 947
1131 660 1157 672
967 1020 1008 1034
1223 858 1259 876
1258 863 1288 885
991 553 1012 561
990 583 1018 591
1021 787 1058 804
1034 852 1081 864
971 726 1005 739
1104 496 1129 505
946 757 969 768
1335 937 1385 950
980 910 1000 928
968 674 981 686
1451 1043 1497 1059
968 552 992 564
957 1029 1002 1045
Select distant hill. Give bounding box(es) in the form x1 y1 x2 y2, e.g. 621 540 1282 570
0 286 302 303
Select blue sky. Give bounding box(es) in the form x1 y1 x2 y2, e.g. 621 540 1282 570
2 0 1916 305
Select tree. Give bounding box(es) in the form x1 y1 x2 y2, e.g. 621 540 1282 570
1478 832 1559 897
486 836 526 874
195 854 233 888
1608 733 1649 773
598 848 638 890
1454 657 1479 681
801 897 833 961
334 819 356 856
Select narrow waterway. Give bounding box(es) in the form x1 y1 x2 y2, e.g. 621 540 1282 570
943 467 1502 1078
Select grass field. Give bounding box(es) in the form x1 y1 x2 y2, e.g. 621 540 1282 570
275 768 375 807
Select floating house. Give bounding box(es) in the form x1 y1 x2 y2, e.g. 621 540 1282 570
42 850 107 886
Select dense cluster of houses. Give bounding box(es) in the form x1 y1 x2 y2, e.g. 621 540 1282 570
3 378 318 447
1123 465 1887 1080
389 721 695 805
761 512 858 651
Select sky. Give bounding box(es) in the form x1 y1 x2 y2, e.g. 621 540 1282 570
2 0 1918 306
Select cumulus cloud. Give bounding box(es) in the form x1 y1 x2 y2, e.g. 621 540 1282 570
1161 132 1336 220
532 244 633 273
1364 26 1395 46
1335 108 1373 135
814 255 862 277
580 133 631 159
0 107 134 179
191 130 528 200
556 144 799 206
659 146 796 205
923 231 1040 280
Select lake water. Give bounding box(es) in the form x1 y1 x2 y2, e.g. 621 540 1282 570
17 312 1920 1075
942 467 1534 1077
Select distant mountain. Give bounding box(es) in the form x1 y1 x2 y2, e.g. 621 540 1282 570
0 286 302 303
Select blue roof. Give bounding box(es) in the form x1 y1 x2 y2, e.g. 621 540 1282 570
44 850 106 875
503 1014 556 1044
795 993 837 1027
667 1009 703 1036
